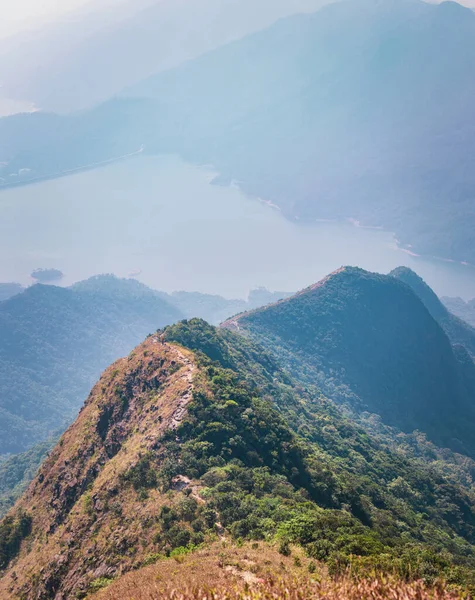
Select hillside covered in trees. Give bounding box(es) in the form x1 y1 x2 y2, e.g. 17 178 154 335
0 274 289 458
0 319 474 598
0 278 182 455
223 267 475 458
390 267 475 357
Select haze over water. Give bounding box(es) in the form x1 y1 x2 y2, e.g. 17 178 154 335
0 154 474 299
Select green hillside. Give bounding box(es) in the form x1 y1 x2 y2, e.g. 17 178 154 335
0 278 182 455
390 267 475 356
222 267 475 458
0 319 474 598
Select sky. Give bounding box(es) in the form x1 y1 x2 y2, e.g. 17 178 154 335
0 0 117 39
1 0 475 39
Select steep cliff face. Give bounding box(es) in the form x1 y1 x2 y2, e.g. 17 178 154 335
0 335 196 599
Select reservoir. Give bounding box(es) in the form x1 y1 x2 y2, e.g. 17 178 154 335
0 154 474 299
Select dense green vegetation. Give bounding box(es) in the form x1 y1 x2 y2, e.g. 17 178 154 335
227 267 475 458
0 509 31 570
0 438 57 517
130 319 475 588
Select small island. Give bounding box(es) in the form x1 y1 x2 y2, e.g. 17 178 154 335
31 268 64 284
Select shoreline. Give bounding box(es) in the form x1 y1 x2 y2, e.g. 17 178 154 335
1 151 474 274
222 177 475 272
0 146 144 191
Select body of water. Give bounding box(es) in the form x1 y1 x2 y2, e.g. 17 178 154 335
0 154 474 299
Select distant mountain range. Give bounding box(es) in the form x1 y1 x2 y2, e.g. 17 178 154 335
120 0 475 264
0 278 181 455
443 295 475 329
0 0 329 113
0 275 289 456
2 0 475 264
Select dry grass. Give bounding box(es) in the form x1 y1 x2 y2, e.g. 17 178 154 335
93 542 311 599
157 579 468 600
92 542 469 600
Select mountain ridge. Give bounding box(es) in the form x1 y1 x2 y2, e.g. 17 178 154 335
1 319 474 597
222 266 475 457
0 278 183 455
0 273 292 457
0 335 197 597
390 266 475 355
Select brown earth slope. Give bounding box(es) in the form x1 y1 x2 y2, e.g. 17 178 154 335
0 335 197 599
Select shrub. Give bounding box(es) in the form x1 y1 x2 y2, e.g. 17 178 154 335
0 510 32 569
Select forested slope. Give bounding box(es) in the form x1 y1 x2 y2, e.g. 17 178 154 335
223 267 475 457
1 320 474 598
